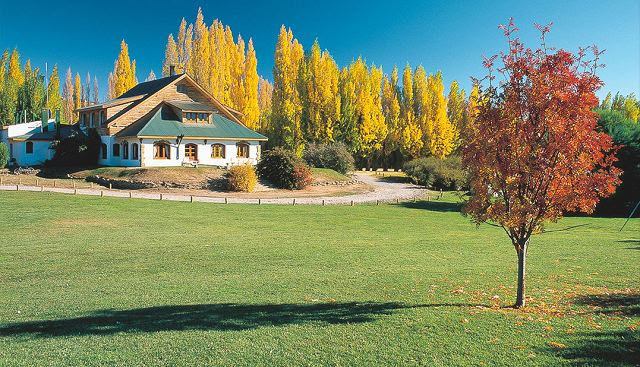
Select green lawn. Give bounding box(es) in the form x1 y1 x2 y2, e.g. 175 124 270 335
0 192 638 366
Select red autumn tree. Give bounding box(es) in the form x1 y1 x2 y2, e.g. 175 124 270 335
462 19 621 308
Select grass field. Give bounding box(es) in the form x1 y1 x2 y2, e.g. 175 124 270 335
0 192 638 366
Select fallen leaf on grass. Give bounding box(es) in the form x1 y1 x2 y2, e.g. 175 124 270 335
548 342 567 349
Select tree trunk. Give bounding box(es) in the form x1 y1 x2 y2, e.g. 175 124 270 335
515 240 528 308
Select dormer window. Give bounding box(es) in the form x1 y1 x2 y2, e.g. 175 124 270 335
183 112 210 124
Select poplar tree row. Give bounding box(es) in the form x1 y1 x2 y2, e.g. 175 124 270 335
0 48 66 124
269 26 479 165
62 69 99 123
161 8 260 130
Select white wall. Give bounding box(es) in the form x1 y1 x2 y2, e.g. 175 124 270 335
97 136 141 167
97 136 261 168
2 120 57 167
139 138 260 167
11 140 55 166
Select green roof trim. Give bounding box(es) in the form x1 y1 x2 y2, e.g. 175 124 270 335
116 104 267 140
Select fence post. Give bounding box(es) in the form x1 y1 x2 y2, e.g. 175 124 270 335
322 199 325 206
129 191 133 198
376 200 379 206
190 195 194 203
351 200 354 206
74 188 77 195
15 184 19 191
160 193 163 200
258 198 261 205
53 180 56 188
225 197 228 204
292 198 296 206
100 190 104 197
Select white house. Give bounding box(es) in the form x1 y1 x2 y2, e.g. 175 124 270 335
1 119 75 167
76 72 267 168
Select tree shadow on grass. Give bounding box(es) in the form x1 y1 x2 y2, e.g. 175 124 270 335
0 302 479 338
573 293 640 316
399 200 463 212
543 330 640 366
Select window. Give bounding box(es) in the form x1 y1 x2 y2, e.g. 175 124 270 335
26 141 33 154
211 144 225 159
122 141 129 159
112 143 120 157
132 143 139 160
154 142 170 159
185 143 198 161
236 143 249 158
177 85 187 93
100 110 106 125
101 143 107 159
183 112 210 124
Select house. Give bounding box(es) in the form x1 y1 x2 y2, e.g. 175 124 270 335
76 71 267 167
1 119 77 167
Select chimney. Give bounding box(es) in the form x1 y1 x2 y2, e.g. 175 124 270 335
169 65 176 76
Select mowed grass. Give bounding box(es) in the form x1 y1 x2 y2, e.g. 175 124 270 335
0 192 638 366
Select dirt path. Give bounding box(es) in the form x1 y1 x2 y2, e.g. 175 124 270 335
0 173 429 205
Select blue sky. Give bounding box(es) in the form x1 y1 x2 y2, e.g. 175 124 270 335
0 0 638 101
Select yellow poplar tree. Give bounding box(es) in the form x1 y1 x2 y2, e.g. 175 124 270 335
401 64 422 157
74 73 81 110
427 72 454 158
301 40 340 143
230 34 246 112
413 65 430 155
8 48 24 86
184 24 194 75
62 68 74 123
176 18 188 73
381 66 401 161
341 58 386 163
112 40 136 97
47 65 62 120
271 25 304 154
447 80 466 149
257 77 273 131
192 8 210 86
162 34 178 76
243 38 260 129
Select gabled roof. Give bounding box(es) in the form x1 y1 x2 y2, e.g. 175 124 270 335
76 95 145 112
117 74 183 99
115 103 267 141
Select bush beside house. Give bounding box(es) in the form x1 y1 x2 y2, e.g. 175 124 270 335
226 164 258 192
0 142 9 168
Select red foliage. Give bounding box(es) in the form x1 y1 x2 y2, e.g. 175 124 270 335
463 19 621 247
292 164 313 190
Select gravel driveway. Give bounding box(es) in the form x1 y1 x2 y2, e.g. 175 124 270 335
0 173 428 205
